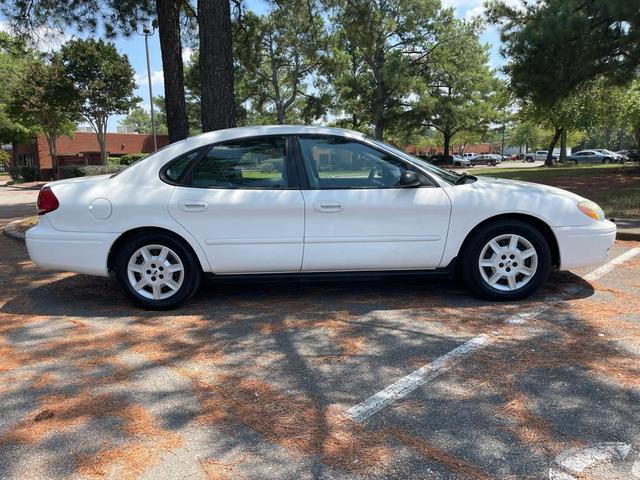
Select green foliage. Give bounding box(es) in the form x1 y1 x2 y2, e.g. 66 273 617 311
328 0 447 138
117 153 148 165
0 149 9 166
58 164 125 178
488 0 640 110
8 58 77 163
0 32 35 147
8 165 37 182
107 153 147 166
58 38 139 164
119 107 152 134
0 0 154 38
409 19 498 153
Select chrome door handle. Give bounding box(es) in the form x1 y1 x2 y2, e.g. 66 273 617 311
182 201 208 212
315 201 343 212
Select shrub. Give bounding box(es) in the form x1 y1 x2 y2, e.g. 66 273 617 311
118 153 148 165
57 165 83 179
58 164 125 179
8 165 39 182
77 165 125 176
107 156 121 165
0 150 10 167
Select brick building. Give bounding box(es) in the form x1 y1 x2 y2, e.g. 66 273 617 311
10 131 170 179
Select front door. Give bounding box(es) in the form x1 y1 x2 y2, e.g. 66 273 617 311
168 136 305 274
296 135 451 272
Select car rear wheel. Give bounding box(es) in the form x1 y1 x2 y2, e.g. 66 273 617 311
602 157 611 164
115 232 201 310
461 220 551 301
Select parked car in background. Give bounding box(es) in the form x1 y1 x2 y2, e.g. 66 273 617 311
593 149 625 163
429 154 471 167
26 125 616 308
617 149 639 162
468 154 501 166
569 150 616 164
509 153 524 161
524 150 556 162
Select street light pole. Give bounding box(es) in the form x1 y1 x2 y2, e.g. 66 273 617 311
142 24 157 151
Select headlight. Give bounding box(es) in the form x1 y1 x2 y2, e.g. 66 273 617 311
578 200 605 221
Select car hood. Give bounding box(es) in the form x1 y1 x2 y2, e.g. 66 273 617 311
470 175 585 202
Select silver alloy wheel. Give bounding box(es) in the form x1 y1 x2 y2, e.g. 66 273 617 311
478 234 538 292
126 244 185 300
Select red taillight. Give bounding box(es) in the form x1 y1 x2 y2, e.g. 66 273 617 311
37 186 59 215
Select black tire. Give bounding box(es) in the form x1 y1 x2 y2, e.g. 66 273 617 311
460 220 552 301
114 232 201 310
602 157 611 164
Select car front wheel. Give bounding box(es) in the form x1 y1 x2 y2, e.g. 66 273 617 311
461 220 551 301
114 232 201 309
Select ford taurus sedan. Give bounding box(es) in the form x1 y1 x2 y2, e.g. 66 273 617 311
26 126 616 309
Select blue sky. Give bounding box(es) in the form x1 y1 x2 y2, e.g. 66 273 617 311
2 0 505 132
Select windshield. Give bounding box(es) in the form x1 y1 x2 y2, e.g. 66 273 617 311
365 138 462 184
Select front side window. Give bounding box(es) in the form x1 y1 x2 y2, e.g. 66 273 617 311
190 136 288 188
298 136 422 189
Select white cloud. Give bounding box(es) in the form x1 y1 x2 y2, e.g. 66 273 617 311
135 70 164 89
442 0 523 19
0 21 70 52
182 47 194 65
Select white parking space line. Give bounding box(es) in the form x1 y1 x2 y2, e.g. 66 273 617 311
346 334 491 423
347 247 640 423
583 247 640 282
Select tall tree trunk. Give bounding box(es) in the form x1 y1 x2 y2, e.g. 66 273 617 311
374 75 385 140
559 128 567 163
97 129 107 165
46 134 57 178
276 106 285 125
157 0 189 142
199 0 236 132
373 47 386 140
10 142 17 166
443 130 451 159
546 127 562 166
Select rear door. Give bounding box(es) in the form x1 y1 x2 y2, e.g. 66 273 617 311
168 136 305 274
295 135 451 272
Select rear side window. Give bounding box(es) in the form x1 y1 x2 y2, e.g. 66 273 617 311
191 137 288 189
164 149 203 182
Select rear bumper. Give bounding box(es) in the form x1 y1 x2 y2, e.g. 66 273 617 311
25 216 117 276
553 220 616 270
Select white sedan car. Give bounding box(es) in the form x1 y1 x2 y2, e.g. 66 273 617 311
27 126 616 309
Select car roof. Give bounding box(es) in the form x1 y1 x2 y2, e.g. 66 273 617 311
182 125 367 149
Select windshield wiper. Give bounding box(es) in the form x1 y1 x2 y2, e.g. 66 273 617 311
454 172 477 185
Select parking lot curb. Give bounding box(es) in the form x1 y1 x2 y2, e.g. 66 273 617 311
2 219 26 241
617 230 640 241
614 218 640 241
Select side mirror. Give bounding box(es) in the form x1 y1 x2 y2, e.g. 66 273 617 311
399 170 421 187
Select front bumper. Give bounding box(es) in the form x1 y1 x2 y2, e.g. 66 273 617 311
26 216 118 277
552 219 616 270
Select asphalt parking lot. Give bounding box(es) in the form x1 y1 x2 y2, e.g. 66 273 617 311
0 186 639 479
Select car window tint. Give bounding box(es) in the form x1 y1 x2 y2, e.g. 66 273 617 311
192 137 288 188
165 149 202 182
298 136 417 189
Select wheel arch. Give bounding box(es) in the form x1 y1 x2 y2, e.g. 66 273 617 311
107 226 210 273
458 213 560 268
